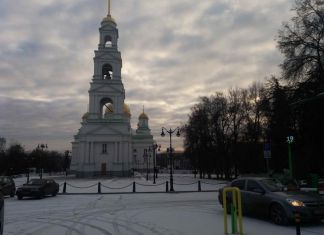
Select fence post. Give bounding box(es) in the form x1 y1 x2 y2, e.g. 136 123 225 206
295 213 301 235
133 182 136 193
63 182 66 193
166 181 169 192
98 182 101 194
198 180 201 192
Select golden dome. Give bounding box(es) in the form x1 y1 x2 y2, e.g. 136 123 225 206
123 104 131 116
139 106 149 119
139 112 149 120
104 103 131 117
102 14 116 25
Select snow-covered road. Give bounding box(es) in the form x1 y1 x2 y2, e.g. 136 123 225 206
3 176 324 235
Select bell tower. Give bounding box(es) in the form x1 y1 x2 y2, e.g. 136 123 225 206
71 1 155 177
71 1 132 177
87 0 126 120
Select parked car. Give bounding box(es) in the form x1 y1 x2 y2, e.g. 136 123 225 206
0 176 16 197
0 192 4 235
319 179 324 194
16 179 59 200
299 178 324 195
218 177 324 225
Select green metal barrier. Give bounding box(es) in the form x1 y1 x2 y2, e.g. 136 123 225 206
222 187 243 235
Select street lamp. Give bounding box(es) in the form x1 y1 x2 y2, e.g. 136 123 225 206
149 143 160 184
148 148 152 180
161 127 180 192
64 150 71 177
143 149 149 181
133 149 137 172
37 143 48 180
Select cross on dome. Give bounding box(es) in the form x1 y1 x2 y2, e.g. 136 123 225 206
108 0 111 16
139 105 149 119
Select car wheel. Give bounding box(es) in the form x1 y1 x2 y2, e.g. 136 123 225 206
10 190 15 197
17 195 23 200
270 203 288 225
52 191 57 197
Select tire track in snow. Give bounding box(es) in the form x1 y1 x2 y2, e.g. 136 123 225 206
22 220 85 235
37 217 114 235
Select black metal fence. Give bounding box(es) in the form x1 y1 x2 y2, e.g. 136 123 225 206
59 180 227 194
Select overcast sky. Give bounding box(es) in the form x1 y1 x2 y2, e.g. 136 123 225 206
0 0 294 152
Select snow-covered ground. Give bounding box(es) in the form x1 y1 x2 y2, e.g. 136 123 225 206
3 175 324 235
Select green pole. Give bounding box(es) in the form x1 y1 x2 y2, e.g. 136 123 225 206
287 136 294 177
231 204 237 234
288 143 293 177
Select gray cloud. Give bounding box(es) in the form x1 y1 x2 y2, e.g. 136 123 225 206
0 0 293 151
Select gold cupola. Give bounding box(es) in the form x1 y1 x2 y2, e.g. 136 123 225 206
104 103 131 117
139 106 149 120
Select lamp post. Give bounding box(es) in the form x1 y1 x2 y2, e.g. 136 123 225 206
37 143 48 180
64 150 71 177
149 143 160 184
133 149 137 173
143 149 149 181
148 148 151 180
161 127 180 192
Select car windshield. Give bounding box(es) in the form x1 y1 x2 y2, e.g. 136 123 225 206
28 179 44 185
260 179 283 192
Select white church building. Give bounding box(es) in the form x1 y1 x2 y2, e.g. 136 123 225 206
70 3 155 177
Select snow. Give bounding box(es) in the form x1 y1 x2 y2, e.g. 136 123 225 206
2 174 324 235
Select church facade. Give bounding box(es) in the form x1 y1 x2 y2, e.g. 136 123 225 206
70 5 154 177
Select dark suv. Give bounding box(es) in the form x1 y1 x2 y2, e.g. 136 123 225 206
0 176 15 197
218 177 324 225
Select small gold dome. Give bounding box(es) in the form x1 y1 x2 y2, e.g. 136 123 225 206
139 112 149 120
123 104 131 117
102 14 116 25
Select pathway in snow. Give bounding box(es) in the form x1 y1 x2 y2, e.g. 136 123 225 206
3 176 324 235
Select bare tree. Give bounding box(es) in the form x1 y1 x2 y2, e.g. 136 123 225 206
277 0 324 91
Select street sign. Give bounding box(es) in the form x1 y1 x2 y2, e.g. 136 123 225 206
287 136 294 144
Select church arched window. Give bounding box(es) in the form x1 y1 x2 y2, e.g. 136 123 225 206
100 98 113 118
102 64 113 80
104 35 112 48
